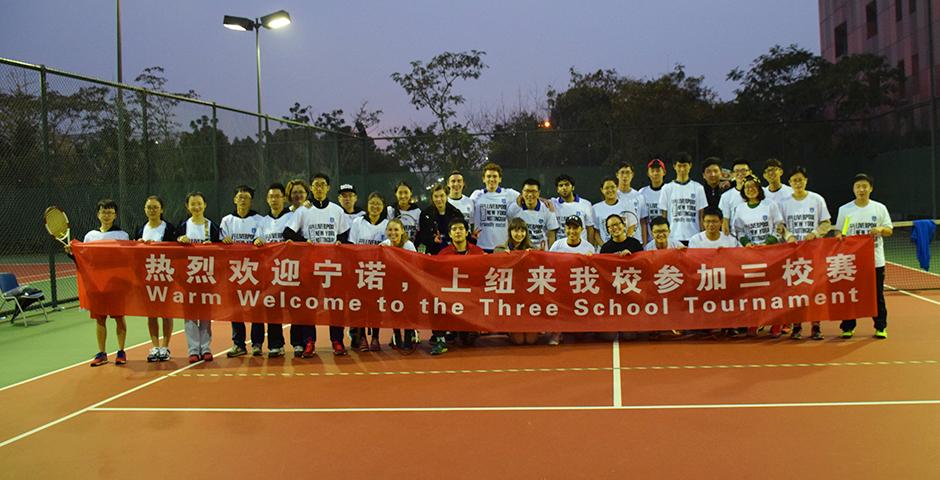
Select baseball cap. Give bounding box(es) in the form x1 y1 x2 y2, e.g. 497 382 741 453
647 159 665 169
338 184 356 194
564 215 584 228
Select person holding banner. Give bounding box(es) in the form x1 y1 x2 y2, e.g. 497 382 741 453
688 207 739 249
221 185 265 358
731 176 784 247
547 216 595 345
600 214 643 255
338 183 365 226
287 173 351 356
69 199 131 367
496 218 540 345
507 178 558 250
380 219 419 354
349 192 389 352
136 195 176 362
644 216 685 251
252 183 293 358
834 173 892 339
176 192 221 363
778 167 831 340
432 218 485 355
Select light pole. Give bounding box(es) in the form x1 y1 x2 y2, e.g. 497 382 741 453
223 10 291 186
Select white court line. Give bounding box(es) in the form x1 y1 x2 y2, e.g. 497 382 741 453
0 342 229 449
87 399 940 414
0 327 186 393
887 286 940 308
611 340 622 407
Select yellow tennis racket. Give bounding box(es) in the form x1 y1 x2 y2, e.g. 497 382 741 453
44 206 71 246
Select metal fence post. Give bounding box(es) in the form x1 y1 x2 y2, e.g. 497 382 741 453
142 92 150 194
212 103 221 221
40 66 57 307
116 84 127 220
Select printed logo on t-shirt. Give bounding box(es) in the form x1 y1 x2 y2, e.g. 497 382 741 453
810 207 815 213
871 216 877 222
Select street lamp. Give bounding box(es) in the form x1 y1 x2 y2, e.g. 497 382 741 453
222 9 292 135
223 9 291 188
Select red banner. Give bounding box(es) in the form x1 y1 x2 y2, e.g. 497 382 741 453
73 237 876 332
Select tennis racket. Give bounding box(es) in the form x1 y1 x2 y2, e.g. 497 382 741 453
623 211 640 239
44 206 71 246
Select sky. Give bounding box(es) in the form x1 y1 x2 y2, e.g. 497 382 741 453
1 0 820 134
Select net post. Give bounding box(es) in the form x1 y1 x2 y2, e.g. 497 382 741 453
40 66 57 307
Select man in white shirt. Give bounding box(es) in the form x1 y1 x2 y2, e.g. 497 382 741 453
252 183 294 358
553 174 596 245
644 216 685 251
508 178 558 249
447 170 475 226
639 158 667 221
221 185 264 359
615 162 648 243
689 207 740 249
719 158 752 234
337 184 365 225
762 158 793 204
658 153 706 245
834 173 893 339
471 162 520 252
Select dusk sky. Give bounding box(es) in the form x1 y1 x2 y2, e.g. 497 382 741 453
2 1 820 134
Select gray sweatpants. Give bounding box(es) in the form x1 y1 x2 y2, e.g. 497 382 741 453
184 319 212 355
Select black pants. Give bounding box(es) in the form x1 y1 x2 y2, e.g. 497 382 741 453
840 266 887 332
232 323 285 349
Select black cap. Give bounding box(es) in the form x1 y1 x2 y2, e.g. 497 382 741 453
338 184 356 194
564 215 584 228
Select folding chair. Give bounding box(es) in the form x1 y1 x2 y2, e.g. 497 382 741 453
0 272 50 327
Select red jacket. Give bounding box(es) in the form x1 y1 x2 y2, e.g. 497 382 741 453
439 242 485 255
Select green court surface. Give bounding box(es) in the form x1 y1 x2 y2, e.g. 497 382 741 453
0 307 161 388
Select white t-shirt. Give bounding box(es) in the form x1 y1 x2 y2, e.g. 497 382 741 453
447 195 475 225
140 221 168 242
596 196 643 244
387 205 421 242
289 202 350 244
183 218 214 242
658 179 706 242
379 239 417 252
256 211 295 243
508 202 559 250
471 187 520 250
639 184 664 219
688 231 740 249
719 188 746 227
83 229 130 242
220 212 263 244
616 189 648 241
549 238 595 255
343 210 366 226
554 196 595 242
349 216 388 245
763 184 794 205
644 238 685 251
778 192 831 240
835 199 892 268
731 200 784 246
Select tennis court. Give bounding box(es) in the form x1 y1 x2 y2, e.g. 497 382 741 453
1 285 938 479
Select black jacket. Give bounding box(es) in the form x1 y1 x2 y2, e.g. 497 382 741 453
417 203 465 255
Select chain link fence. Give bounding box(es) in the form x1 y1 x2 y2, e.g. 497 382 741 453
2 56 939 317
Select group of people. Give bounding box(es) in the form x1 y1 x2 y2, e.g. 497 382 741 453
71 153 893 367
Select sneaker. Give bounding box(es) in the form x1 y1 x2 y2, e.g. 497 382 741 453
358 340 370 353
302 339 316 358
369 337 381 352
147 347 160 363
841 330 854 339
90 352 108 367
188 354 200 364
790 330 802 340
159 348 171 361
115 350 127 365
811 330 824 341
874 329 887 339
251 345 263 356
548 332 562 346
268 347 284 358
430 339 448 356
202 352 213 362
226 345 247 358
293 345 304 358
332 340 348 356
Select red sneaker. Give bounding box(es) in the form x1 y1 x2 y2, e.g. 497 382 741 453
115 350 127 365
332 340 347 356
302 339 316 358
188 354 200 364
90 352 108 367
202 352 213 362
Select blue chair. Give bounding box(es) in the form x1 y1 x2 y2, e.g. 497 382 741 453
0 272 50 326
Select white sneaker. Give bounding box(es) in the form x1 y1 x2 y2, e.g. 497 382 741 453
293 345 304 357
547 333 562 346
158 347 170 361
146 347 160 362
268 347 284 358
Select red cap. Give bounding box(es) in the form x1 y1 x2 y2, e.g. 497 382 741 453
647 158 665 169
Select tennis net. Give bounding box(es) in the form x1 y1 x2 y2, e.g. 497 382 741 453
884 220 940 291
